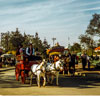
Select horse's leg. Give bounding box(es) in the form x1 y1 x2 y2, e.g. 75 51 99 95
63 71 64 75
37 74 40 87
47 75 50 84
56 72 59 86
68 64 70 76
50 75 54 84
43 74 46 87
29 71 33 86
63 65 65 76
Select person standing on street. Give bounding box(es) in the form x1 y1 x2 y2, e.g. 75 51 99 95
68 52 72 75
87 55 90 70
71 52 77 75
81 53 87 70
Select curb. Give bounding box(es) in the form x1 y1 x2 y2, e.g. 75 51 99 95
0 67 15 72
83 73 100 78
75 72 100 78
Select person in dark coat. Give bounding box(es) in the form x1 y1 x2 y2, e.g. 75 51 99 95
26 43 35 61
68 52 72 74
87 55 90 70
16 45 21 56
81 53 87 70
71 53 76 72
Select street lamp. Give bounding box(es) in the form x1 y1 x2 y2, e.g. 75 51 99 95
68 37 70 49
52 37 56 46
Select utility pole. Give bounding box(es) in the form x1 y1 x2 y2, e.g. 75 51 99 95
52 37 56 46
68 37 70 49
0 33 2 46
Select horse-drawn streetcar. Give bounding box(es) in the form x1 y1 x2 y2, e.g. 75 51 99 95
15 55 42 84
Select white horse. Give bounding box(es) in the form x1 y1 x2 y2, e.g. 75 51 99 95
46 59 64 86
30 59 47 87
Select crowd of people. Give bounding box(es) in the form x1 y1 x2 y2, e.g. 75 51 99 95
81 53 100 70
62 52 78 75
48 52 78 75
48 51 100 75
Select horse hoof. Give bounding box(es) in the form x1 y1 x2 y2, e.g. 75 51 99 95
43 83 45 87
57 84 59 86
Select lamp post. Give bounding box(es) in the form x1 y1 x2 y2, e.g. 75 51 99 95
68 37 70 49
52 37 56 46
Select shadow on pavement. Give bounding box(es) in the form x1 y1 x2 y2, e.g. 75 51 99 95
58 76 100 89
0 67 15 72
0 73 32 88
0 72 100 89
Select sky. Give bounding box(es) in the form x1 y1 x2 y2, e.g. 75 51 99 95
0 0 100 47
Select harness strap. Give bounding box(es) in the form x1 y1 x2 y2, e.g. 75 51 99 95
36 69 44 72
35 64 45 73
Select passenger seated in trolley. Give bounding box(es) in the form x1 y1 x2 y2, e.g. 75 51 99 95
54 55 59 63
26 43 35 61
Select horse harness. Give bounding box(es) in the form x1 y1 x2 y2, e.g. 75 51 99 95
35 64 46 73
47 63 60 72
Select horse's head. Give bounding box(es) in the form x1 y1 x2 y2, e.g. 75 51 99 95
55 59 64 71
40 59 47 73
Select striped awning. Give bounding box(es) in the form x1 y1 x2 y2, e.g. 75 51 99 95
95 46 100 52
49 52 61 56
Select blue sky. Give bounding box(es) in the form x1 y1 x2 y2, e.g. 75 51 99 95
0 0 100 47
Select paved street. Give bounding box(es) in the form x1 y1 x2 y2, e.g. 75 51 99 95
0 67 100 95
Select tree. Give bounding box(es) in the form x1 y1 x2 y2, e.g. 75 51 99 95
97 39 100 46
32 32 50 58
1 31 10 52
79 34 92 49
1 29 50 57
10 29 25 50
85 13 100 49
86 13 100 37
23 33 34 48
79 13 100 55
70 43 81 52
1 29 34 51
33 32 42 52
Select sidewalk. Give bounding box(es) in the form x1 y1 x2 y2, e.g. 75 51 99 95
0 66 15 72
75 63 100 78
